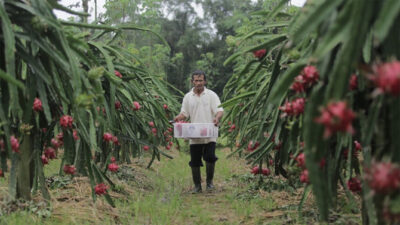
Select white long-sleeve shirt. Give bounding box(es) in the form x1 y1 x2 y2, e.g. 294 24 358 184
180 87 223 144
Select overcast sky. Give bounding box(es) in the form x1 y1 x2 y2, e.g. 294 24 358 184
55 0 307 21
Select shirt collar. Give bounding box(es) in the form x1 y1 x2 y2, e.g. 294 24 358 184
191 87 207 96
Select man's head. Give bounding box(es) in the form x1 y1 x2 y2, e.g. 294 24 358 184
191 70 207 81
191 70 207 91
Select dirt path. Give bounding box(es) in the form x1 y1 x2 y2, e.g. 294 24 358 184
130 147 308 225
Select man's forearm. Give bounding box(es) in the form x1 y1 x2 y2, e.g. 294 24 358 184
213 111 224 126
215 111 223 120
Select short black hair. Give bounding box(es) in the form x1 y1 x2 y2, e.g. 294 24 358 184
191 70 206 81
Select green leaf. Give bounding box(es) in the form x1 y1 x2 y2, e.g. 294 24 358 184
325 1 374 100
0 2 16 79
9 154 18 199
390 98 400 162
373 0 400 41
362 30 373 63
37 79 52 123
63 22 170 49
235 63 264 92
239 22 289 44
88 111 98 153
0 69 25 90
312 4 352 59
290 0 344 44
220 91 256 108
298 185 311 212
267 0 290 19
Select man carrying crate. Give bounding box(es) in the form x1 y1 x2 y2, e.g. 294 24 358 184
174 70 224 193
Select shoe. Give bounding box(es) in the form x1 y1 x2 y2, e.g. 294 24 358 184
191 167 202 194
206 162 215 191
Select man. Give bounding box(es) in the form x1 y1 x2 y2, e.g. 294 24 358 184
174 70 224 193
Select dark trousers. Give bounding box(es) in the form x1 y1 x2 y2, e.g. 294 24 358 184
189 142 218 167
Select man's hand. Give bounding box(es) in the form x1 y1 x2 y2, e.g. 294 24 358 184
213 118 220 127
174 113 186 122
213 111 224 127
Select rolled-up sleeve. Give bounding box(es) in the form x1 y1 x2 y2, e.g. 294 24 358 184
212 93 223 115
180 95 190 118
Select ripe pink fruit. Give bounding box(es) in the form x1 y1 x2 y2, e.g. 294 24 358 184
228 124 236 132
44 147 56 159
32 98 43 112
73 129 79 141
302 65 319 85
108 163 119 172
56 132 64 141
247 141 260 152
290 66 319 93
354 140 362 151
290 76 306 93
371 61 400 96
365 162 400 194
349 74 358 90
60 115 73 129
94 183 108 195
112 136 120 145
103 133 113 142
300 170 309 184
151 128 157 136
10 136 19 153
163 104 168 109
344 142 362 158
115 101 121 110
63 165 76 175
279 98 305 117
41 155 49 165
110 157 116 163
347 177 361 193
253 49 266 59
296 153 306 168
114 70 122 78
251 166 260 175
51 138 61 149
261 168 270 176
133 101 141 111
166 145 171 150
143 145 150 151
314 101 356 138
148 121 155 127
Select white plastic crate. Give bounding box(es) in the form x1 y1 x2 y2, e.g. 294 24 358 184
173 123 218 138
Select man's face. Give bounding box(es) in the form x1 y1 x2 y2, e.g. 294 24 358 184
192 74 206 90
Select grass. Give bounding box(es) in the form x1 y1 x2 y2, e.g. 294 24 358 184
0 146 362 225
